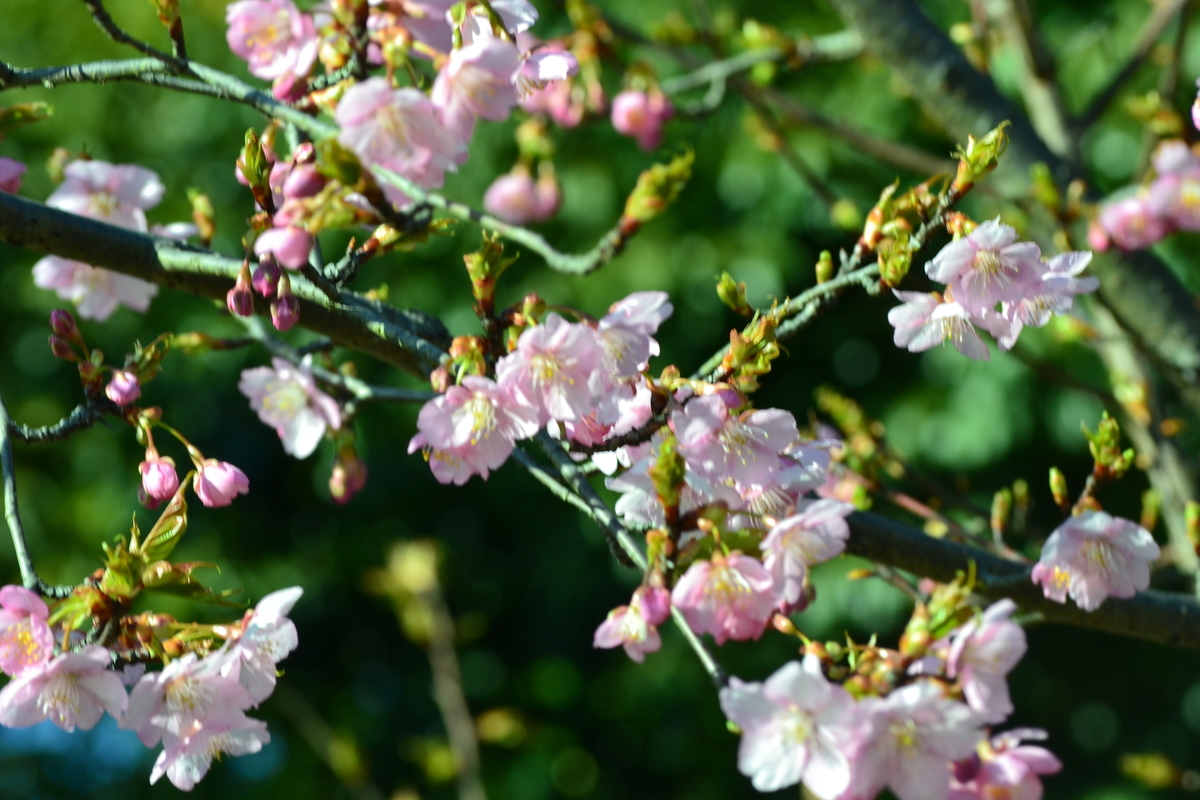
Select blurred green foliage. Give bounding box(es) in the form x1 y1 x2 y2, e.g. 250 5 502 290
2 0 1200 798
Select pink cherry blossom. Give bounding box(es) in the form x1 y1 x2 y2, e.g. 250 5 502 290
105 369 141 406
140 453 180 501
239 358 342 459
671 552 775 645
673 395 799 486
225 0 318 84
719 657 859 798
0 586 53 677
432 38 521 141
1031 510 1159 611
336 77 463 205
47 160 164 231
483 171 548 224
407 433 476 486
597 291 672 379
32 256 158 321
522 74 586 127
998 251 1098 348
217 586 302 704
123 652 254 747
253 225 313 270
946 599 1026 723
516 45 579 100
593 590 662 663
761 499 854 609
458 0 538 44
887 290 1006 361
0 645 127 732
849 681 986 800
611 90 673 151
1095 195 1168 251
0 157 25 193
496 313 605 423
149 708 270 791
193 459 250 508
411 376 539 482
950 728 1061 800
924 219 1043 313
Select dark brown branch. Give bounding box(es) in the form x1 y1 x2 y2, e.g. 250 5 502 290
7 400 119 444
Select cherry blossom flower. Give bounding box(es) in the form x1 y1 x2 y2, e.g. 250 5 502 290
596 291 673 379
719 657 859 798
411 376 539 481
946 599 1026 723
998 252 1098 347
149 709 270 791
496 313 605 423
925 219 1043 314
0 645 127 732
950 728 1061 800
521 74 585 127
432 38 521 141
0 586 53 677
671 552 775 645
760 499 854 609
1031 510 1159 611
140 453 180 502
217 586 302 704
611 90 673 151
105 369 141 406
483 169 560 224
887 290 1008 361
225 0 318 86
1094 195 1168 252
849 681 986 800
606 445 744 528
515 41 579 100
47 160 165 231
193 459 250 508
407 433 475 486
336 77 462 205
0 157 25 193
674 395 799 486
239 358 342 459
123 652 254 747
458 0 538 44
593 589 662 663
32 256 159 321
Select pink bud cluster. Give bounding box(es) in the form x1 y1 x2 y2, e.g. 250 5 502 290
611 90 674 151
0 586 302 791
138 450 248 510
409 292 672 485
889 218 1097 361
1031 510 1159 611
32 160 167 321
1089 140 1200 251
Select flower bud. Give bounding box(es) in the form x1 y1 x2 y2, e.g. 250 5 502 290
48 335 74 360
49 309 79 342
329 453 368 504
292 142 316 164
283 164 324 200
140 454 180 501
255 225 313 270
105 370 141 406
0 156 26 194
638 585 671 626
271 273 300 331
252 254 281 296
193 459 250 507
137 485 162 510
226 264 254 317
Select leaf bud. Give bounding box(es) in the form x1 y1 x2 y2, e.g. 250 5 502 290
1049 467 1069 513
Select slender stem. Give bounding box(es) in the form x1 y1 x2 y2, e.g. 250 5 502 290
81 0 183 67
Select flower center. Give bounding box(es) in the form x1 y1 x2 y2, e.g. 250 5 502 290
166 674 215 714
1083 540 1116 572
89 192 117 218
0 620 47 670
531 354 570 387
890 718 920 751
784 707 814 745
41 673 83 725
459 395 497 445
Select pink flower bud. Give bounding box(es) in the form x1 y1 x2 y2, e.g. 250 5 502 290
0 157 26 194
272 72 308 102
329 455 368 504
283 164 324 200
140 454 180 501
638 585 671 626
484 172 540 224
49 309 79 342
611 90 672 151
193 459 250 507
105 370 141 406
534 170 561 220
254 225 313 270
137 486 161 510
252 255 281 297
48 336 74 360
226 268 254 317
271 274 300 332
292 142 316 164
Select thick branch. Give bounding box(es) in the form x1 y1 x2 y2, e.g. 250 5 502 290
0 192 448 377
848 511 1200 648
7 400 118 444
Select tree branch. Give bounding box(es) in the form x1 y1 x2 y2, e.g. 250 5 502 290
6 399 119 444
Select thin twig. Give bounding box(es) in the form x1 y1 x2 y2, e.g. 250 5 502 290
81 0 184 67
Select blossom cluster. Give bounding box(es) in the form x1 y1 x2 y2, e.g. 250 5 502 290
0 585 302 791
1090 140 1200 252
888 219 1097 360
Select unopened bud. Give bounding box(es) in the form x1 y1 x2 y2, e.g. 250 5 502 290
990 488 1013 540
815 250 834 284
48 335 74 360
638 586 671 626
227 263 254 317
49 309 79 342
1049 467 1069 513
330 453 368 504
271 293 300 332
1141 489 1161 534
105 370 142 406
252 254 281 296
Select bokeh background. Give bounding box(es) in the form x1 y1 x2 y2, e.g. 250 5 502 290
2 0 1200 798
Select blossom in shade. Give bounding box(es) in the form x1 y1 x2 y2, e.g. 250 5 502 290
123 653 253 747
32 256 158 321
611 90 673 151
0 646 127 732
336 78 462 205
719 657 859 798
998 252 1098 347
225 0 318 84
411 376 539 481
674 395 799 486
253 225 313 270
0 586 53 677
950 728 1062 800
946 599 1026 723
105 370 141 406
924 219 1043 314
1094 195 1168 251
193 460 250 508
150 709 270 791
238 358 342 459
850 681 986 800
431 38 521 141
483 169 559 224
760 499 854 609
218 586 303 704
0 157 25 193
496 313 604 423
593 589 662 663
47 160 164 231
671 552 775 645
1031 510 1159 611
140 453 180 502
